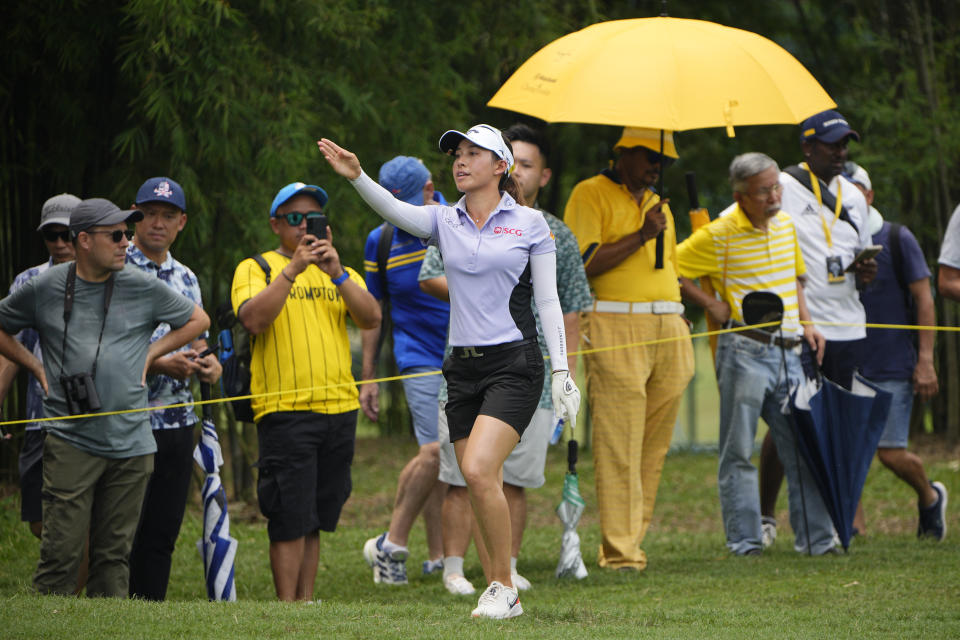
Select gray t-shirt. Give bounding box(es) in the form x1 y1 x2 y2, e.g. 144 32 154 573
0 263 196 458
938 204 960 269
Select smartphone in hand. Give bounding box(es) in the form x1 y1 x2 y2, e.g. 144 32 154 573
845 244 882 272
306 214 328 239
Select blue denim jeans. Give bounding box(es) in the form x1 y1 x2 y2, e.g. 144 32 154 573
715 332 836 555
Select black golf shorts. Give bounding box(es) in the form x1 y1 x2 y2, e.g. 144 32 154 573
443 338 544 442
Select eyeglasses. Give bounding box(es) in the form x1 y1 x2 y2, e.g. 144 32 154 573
276 211 324 226
85 229 134 243
746 183 783 200
42 229 71 243
642 148 675 168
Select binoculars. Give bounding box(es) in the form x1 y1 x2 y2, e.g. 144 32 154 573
60 372 102 415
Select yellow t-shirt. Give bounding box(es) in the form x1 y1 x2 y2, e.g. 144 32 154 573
676 204 807 336
231 251 365 421
564 173 681 302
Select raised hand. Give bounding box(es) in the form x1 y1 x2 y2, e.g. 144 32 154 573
317 138 362 180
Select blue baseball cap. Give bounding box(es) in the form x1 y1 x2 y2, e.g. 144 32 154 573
136 177 187 211
378 156 430 206
799 110 861 144
270 182 329 217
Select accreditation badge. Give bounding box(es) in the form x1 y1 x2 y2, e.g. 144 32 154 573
826 255 846 284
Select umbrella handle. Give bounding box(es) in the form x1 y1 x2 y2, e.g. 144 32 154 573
654 129 667 269
200 382 213 421
567 439 578 473
685 171 699 209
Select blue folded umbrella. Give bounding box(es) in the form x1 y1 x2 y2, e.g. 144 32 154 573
194 385 238 601
789 373 892 551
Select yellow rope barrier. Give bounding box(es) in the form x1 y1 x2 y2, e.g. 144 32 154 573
1 320 956 427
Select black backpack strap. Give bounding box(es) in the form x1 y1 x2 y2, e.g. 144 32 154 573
376 223 394 301
252 253 271 284
783 165 858 235
888 222 914 308
374 223 395 364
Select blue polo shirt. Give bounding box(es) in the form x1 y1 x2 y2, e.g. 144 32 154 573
363 225 449 371
859 221 931 380
423 192 556 347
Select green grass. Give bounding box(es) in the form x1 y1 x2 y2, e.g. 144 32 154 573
1 438 958 639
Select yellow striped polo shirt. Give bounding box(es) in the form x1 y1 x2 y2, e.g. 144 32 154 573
677 204 806 337
231 250 364 422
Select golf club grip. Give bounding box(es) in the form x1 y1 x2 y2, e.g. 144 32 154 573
567 439 578 472
685 171 699 209
654 232 664 268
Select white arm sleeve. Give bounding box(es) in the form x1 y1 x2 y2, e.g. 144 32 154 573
530 250 567 371
349 170 434 238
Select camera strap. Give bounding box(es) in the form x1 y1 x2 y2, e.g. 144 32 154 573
58 262 116 380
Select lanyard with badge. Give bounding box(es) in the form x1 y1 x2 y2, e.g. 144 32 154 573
803 162 846 284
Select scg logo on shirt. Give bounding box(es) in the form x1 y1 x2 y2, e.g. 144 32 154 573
494 226 523 237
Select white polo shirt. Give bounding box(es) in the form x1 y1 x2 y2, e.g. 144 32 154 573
423 193 556 347
780 170 871 341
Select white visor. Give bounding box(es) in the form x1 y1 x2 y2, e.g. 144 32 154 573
438 124 514 175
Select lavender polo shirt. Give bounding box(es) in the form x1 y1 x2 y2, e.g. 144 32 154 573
423 192 555 347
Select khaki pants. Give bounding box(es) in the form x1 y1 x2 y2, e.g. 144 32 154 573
34 433 153 597
584 312 694 569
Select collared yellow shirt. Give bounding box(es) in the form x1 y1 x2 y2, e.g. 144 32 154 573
676 204 806 336
231 251 364 422
564 172 681 302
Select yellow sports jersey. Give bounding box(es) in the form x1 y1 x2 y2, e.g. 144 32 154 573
676 204 806 336
231 251 365 421
564 173 681 302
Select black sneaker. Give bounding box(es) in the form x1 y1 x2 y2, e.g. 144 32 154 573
918 481 948 541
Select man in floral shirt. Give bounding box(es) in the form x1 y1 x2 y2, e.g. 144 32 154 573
125 177 221 600
418 124 592 595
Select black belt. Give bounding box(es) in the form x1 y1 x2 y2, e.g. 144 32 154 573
734 326 801 349
451 338 535 359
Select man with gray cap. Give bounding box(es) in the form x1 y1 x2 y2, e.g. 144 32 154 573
0 197 209 597
0 194 79 542
359 156 449 585
125 177 222 600
759 109 877 546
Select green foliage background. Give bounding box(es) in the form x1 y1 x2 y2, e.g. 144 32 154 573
2 0 959 438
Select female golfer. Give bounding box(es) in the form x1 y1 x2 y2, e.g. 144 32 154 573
318 125 580 619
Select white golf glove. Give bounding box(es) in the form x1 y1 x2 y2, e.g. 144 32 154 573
551 370 581 432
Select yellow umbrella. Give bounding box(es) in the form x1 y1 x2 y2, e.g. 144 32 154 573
488 17 835 136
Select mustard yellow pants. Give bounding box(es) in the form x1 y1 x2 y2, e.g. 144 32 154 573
583 312 694 570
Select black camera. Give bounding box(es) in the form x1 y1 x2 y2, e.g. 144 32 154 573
60 372 102 415
306 213 328 240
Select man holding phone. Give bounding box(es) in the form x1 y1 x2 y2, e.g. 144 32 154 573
231 181 380 601
759 110 878 546
125 177 222 600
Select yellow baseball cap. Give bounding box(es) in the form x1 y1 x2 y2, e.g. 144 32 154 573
614 127 679 159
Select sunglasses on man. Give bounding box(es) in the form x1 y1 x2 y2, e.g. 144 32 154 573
276 211 324 226
42 229 71 243
642 148 675 168
85 229 134 243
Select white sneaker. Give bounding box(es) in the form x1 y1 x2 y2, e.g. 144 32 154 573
761 517 777 549
362 533 408 585
443 573 476 595
511 571 531 591
471 581 522 619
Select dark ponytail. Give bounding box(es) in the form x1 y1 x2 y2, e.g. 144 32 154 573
498 134 526 206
